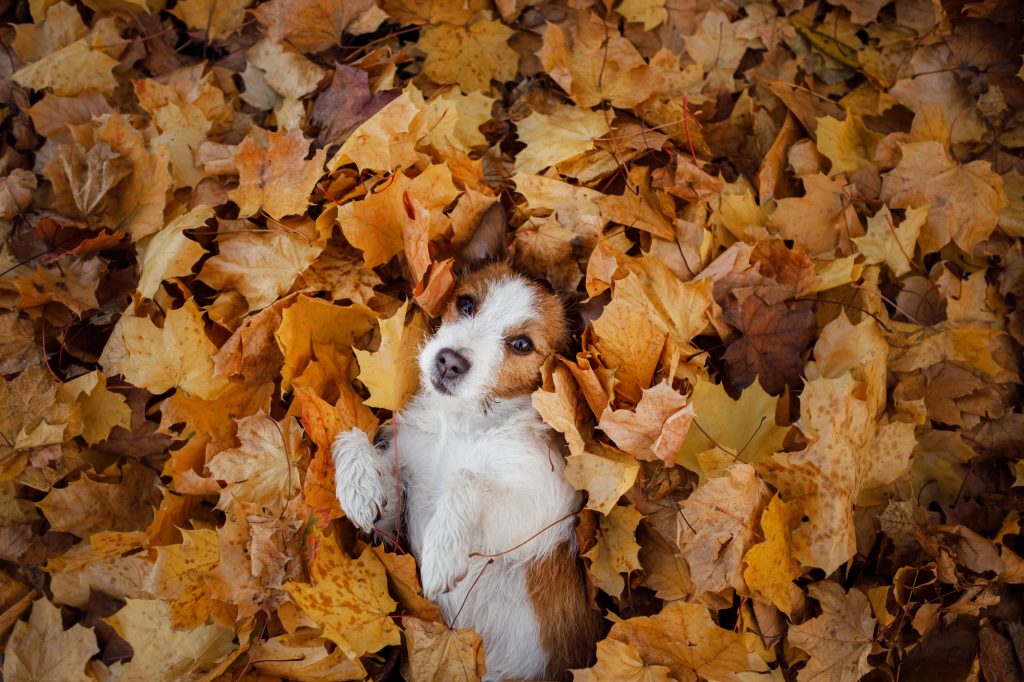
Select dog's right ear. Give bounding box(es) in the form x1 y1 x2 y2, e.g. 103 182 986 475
456 201 507 271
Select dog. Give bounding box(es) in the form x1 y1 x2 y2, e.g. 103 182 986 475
332 205 599 681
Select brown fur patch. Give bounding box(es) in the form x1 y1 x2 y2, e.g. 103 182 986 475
525 541 601 680
443 261 568 399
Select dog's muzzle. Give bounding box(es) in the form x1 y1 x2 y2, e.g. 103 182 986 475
431 348 471 395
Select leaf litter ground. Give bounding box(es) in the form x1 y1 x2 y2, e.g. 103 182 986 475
1 0 1023 680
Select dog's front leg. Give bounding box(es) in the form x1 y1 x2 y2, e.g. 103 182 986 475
419 469 490 600
332 426 399 536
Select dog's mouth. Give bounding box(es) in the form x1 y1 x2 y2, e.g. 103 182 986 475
429 372 460 396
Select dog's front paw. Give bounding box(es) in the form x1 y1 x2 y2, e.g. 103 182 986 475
419 526 470 600
333 428 384 534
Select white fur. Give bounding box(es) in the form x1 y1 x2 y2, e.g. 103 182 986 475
333 274 579 682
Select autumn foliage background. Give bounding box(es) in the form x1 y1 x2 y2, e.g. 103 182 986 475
0 0 1023 678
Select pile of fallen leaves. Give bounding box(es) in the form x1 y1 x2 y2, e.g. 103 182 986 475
1 0 1023 679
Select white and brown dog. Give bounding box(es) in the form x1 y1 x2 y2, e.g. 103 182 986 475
333 206 598 681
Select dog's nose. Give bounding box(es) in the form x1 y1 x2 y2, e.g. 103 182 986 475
436 348 470 377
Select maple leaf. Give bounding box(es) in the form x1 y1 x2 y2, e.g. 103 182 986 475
678 379 787 476
170 0 250 40
598 381 695 466
136 205 212 299
806 312 888 416
104 598 236 679
881 140 1008 253
759 374 916 574
418 19 518 92
251 634 366 681
538 10 664 108
788 581 877 682
354 300 429 411
100 299 230 400
815 114 881 177
0 169 36 219
3 598 98 682
514 104 610 175
584 503 643 597
721 295 816 395
329 87 435 172
229 129 327 220
853 205 926 277
92 114 172 241
199 226 323 312
564 445 639 516
533 362 590 458
677 463 770 604
337 164 458 268
274 296 377 390
311 65 401 148
13 256 104 316
402 618 487 682
39 461 157 538
285 532 401 658
742 494 803 615
573 638 675 682
146 528 219 628
770 173 864 257
606 601 750 682
207 413 303 514
252 0 383 53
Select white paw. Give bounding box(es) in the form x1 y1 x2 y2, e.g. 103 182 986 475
333 428 384 534
419 523 470 600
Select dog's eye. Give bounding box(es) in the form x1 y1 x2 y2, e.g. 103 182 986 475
456 295 476 316
508 336 534 354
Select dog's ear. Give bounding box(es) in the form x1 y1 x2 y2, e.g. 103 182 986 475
456 202 507 270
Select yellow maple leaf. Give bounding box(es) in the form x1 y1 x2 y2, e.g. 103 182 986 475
199 227 324 312
402 618 487 682
3 598 97 682
805 312 888 416
564 445 639 515
815 114 881 177
170 0 251 40
770 173 863 257
532 362 590 458
788 582 876 682
99 299 230 400
252 0 383 53
881 140 1008 253
206 413 304 514
338 163 458 268
852 205 926 277
136 205 212 299
677 463 770 604
607 601 749 682
57 370 132 445
599 381 695 466
418 19 518 92
585 503 642 597
742 494 803 615
274 295 378 390
678 379 787 476
758 374 916 574
104 599 236 679
354 300 429 411
94 114 172 241
513 104 610 175
230 129 327 220
285 533 401 658
572 638 675 682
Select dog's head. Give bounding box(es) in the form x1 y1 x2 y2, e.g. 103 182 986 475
418 205 568 404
